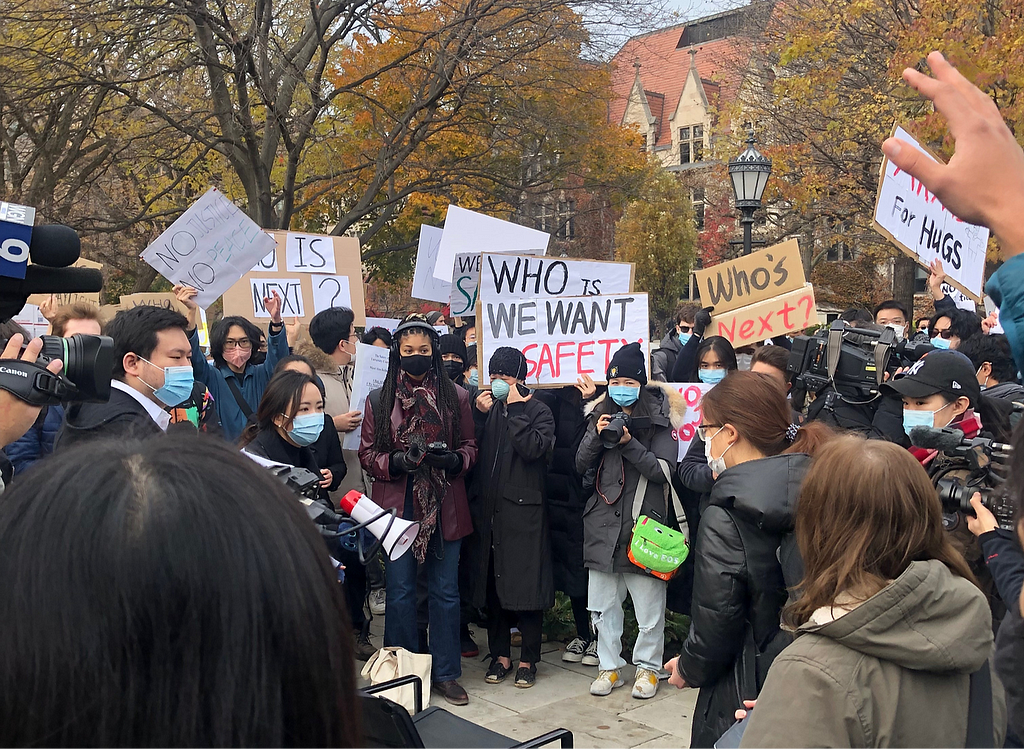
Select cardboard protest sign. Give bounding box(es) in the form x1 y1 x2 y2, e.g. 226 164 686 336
140 188 277 309
450 253 481 317
693 239 804 315
26 257 103 308
221 231 365 326
433 205 549 283
709 284 818 347
411 225 450 303
119 292 189 316
984 295 1005 334
941 282 977 311
479 293 649 387
343 343 392 451
479 253 633 301
667 383 713 460
874 126 988 301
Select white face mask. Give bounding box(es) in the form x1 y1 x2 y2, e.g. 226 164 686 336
736 354 752 371
886 323 906 340
704 426 732 476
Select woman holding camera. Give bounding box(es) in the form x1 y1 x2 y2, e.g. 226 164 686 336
358 315 477 706
469 347 556 689
575 343 686 700
664 371 833 747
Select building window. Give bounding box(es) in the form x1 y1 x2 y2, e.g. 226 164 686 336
679 124 704 164
691 188 705 231
532 202 553 233
825 220 854 261
557 199 576 240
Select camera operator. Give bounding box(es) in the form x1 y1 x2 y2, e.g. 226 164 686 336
55 306 192 450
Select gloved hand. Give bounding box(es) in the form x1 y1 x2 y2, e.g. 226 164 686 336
423 450 463 473
390 444 426 475
693 306 714 338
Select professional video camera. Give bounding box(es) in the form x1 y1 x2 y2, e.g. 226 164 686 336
910 426 1017 531
600 414 651 448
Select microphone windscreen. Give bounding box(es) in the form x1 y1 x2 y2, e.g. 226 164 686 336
29 224 80 268
909 426 964 452
0 265 103 296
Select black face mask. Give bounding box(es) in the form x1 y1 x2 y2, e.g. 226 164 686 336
400 354 432 377
249 351 267 366
443 360 465 381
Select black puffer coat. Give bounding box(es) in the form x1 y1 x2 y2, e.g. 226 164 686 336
674 452 810 748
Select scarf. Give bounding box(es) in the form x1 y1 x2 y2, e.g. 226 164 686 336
394 371 448 562
910 408 982 466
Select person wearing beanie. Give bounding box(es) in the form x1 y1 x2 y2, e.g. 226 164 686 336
467 347 555 689
439 334 470 386
575 342 687 701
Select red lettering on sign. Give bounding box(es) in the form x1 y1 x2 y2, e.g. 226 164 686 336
779 301 795 329
740 319 755 339
536 344 555 378
598 339 619 370
555 341 574 378
717 317 736 342
523 344 539 378
577 341 595 375
757 312 774 335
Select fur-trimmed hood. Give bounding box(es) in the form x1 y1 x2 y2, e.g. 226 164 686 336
583 381 686 429
294 335 343 374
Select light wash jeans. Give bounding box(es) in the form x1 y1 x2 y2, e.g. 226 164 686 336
588 569 668 675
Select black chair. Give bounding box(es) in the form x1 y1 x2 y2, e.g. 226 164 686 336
361 674 573 748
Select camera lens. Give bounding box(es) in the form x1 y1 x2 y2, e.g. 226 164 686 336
39 334 114 402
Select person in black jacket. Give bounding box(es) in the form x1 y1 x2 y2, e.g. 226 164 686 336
470 347 556 689
664 371 834 747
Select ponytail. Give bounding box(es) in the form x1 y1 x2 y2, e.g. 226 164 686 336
783 420 834 458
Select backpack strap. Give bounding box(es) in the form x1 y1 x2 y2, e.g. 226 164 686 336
224 375 255 421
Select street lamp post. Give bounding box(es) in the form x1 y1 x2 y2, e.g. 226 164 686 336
728 129 772 255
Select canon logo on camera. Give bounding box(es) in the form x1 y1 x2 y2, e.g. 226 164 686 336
0 365 28 378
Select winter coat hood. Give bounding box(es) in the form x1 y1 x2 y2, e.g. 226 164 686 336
583 381 687 430
710 452 810 534
295 336 343 374
659 330 682 354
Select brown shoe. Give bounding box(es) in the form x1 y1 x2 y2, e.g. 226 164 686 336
432 679 469 706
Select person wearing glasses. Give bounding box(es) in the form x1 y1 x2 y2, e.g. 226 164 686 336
651 302 699 382
928 307 982 351
174 285 289 442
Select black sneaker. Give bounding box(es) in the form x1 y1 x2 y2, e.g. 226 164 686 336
485 658 511 684
514 665 537 689
461 627 479 658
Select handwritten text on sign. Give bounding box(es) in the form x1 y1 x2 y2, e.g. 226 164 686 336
250 278 305 318
481 293 649 387
344 343 392 451
312 275 352 313
667 383 714 460
874 126 988 300
479 253 633 301
450 252 481 317
693 239 804 315
286 233 337 274
141 188 276 308
711 284 818 346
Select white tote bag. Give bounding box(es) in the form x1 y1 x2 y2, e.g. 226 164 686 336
361 646 432 714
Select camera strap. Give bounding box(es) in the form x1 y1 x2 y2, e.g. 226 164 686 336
0 360 75 406
224 375 256 422
826 325 843 381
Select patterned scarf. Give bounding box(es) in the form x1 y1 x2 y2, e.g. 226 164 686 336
394 371 448 562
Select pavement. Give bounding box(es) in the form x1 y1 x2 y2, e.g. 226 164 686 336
360 618 698 748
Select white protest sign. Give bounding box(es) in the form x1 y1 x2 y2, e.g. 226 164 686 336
13 303 49 338
252 250 278 272
364 316 401 331
450 253 481 317
312 275 352 313
941 282 976 311
479 253 633 301
249 278 305 318
667 383 714 460
874 126 988 301
984 295 1005 334
141 188 277 308
343 343 392 450
286 233 338 274
433 205 550 282
411 225 450 303
480 293 649 387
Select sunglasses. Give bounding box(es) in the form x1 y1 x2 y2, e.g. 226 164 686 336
679 324 693 333
933 329 954 339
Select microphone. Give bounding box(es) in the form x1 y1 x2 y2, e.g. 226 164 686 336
27 224 81 268
909 426 1012 454
0 265 103 296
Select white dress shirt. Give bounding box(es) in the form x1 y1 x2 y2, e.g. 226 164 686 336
110 380 171 432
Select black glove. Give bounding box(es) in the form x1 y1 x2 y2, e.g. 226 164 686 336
390 444 426 475
423 450 463 473
693 306 714 338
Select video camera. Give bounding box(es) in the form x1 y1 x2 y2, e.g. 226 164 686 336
910 426 1017 531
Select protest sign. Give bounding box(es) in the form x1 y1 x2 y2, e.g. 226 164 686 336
450 253 481 317
983 295 1005 334
411 225 450 303
198 308 210 348
667 383 713 460
874 125 988 301
343 343 392 450
693 239 804 315
364 316 401 331
221 231 365 326
941 282 977 311
709 284 818 347
141 188 277 309
432 205 549 283
479 293 649 387
119 292 189 316
479 253 633 302
26 257 103 308
13 303 49 338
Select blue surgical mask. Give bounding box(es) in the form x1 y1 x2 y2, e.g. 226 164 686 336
931 336 952 350
609 385 640 407
491 379 510 401
467 369 479 387
698 368 726 385
678 332 692 346
287 412 324 446
902 402 952 436
140 357 194 407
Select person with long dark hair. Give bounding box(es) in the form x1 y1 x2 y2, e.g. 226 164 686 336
358 314 477 706
0 434 359 746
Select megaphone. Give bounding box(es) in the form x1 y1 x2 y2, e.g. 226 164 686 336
339 490 420 562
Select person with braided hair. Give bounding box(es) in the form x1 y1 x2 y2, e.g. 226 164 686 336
358 314 478 706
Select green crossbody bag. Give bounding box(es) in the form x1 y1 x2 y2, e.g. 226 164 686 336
628 459 690 581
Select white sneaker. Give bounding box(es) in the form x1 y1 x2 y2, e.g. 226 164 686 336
581 638 599 666
368 588 386 615
590 669 625 696
632 667 659 699
562 637 587 663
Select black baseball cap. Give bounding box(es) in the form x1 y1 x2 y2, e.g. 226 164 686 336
882 350 981 407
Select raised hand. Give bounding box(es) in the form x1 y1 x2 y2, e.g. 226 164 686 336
264 290 283 324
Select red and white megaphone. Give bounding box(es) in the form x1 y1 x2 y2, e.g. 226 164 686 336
339 490 420 561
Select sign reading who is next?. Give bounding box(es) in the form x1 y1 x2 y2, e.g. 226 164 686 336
873 125 989 302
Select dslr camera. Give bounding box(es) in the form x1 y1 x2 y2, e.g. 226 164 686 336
0 333 114 406
600 413 651 448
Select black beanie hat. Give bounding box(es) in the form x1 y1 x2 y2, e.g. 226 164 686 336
489 346 528 380
607 342 648 385
438 334 468 365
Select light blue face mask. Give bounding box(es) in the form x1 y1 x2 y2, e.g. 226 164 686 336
491 378 510 401
140 357 194 407
698 368 726 385
677 332 692 346
287 412 324 446
902 402 952 436
609 385 640 407
467 369 479 387
931 335 952 350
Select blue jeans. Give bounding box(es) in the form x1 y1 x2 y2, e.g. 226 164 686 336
384 493 462 683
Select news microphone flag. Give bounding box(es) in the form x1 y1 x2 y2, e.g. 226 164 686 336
0 202 34 280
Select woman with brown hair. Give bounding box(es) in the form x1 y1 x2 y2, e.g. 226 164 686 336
739 435 1004 747
663 370 833 747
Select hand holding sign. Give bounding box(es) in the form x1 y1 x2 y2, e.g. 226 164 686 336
173 284 200 328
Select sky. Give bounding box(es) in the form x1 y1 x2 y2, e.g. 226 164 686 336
670 0 746 22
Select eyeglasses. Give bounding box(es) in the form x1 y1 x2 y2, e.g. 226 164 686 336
933 329 954 339
224 338 252 350
679 324 693 333
696 424 722 442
